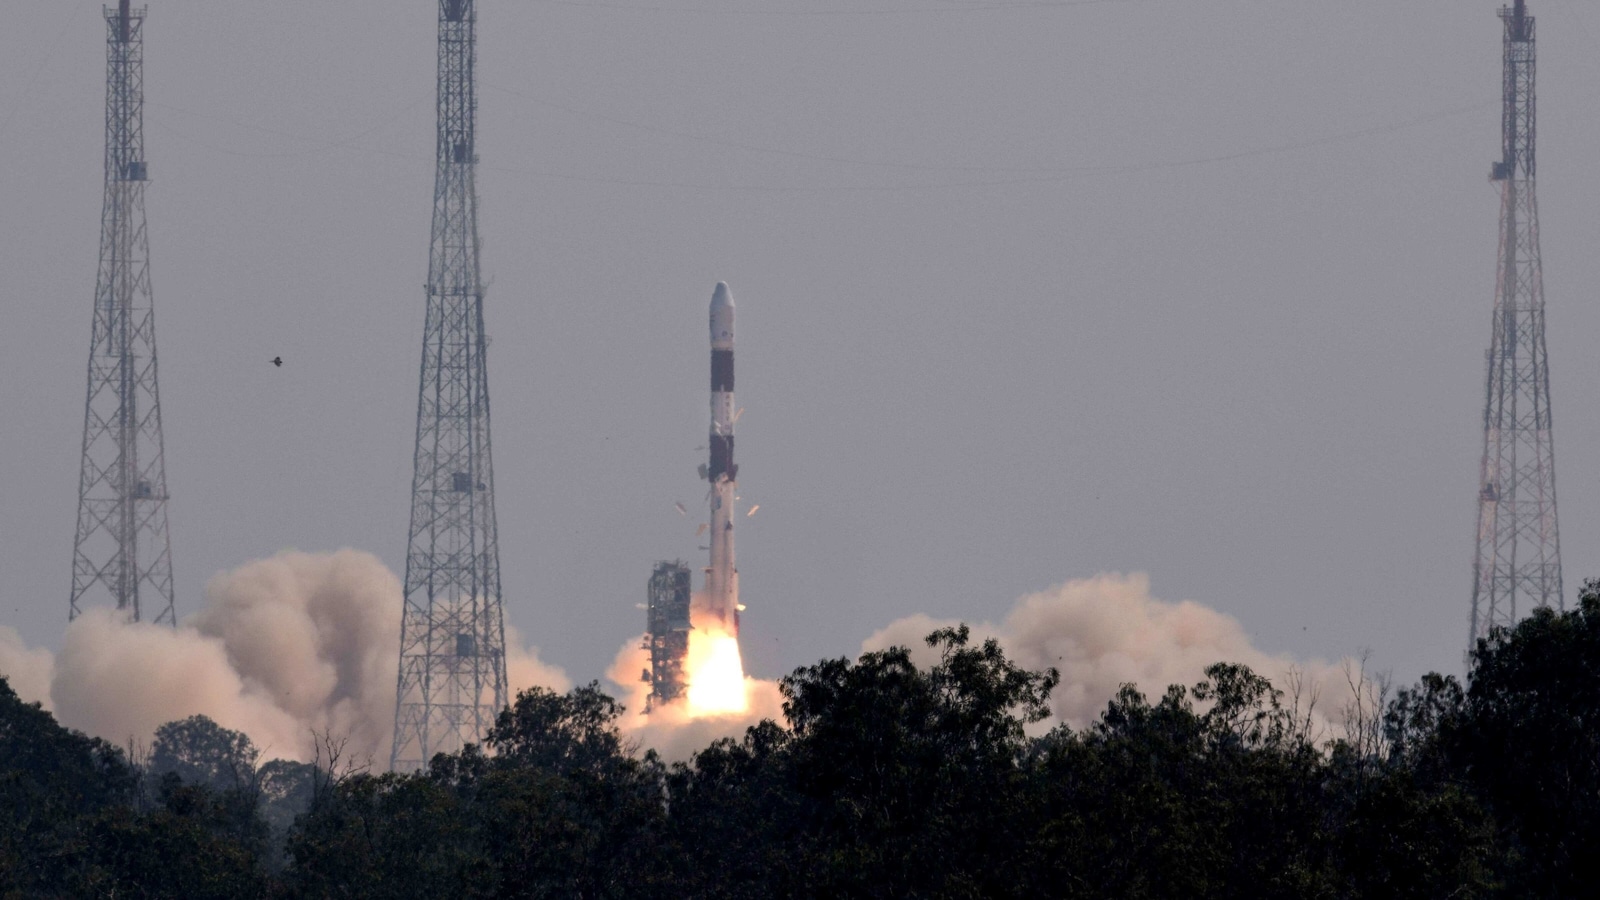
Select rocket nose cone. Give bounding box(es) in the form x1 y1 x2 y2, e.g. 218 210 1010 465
710 282 735 346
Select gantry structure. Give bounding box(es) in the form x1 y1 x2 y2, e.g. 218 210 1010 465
70 0 175 626
392 0 508 770
643 561 692 712
1471 0 1561 647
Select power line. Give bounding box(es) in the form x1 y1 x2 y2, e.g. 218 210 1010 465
151 86 1491 195
144 97 429 160
528 0 1159 17
0 1 94 141
486 81 1492 179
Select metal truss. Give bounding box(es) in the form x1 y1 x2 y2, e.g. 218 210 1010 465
392 0 508 771
70 1 175 627
644 562 691 712
1471 2 1561 646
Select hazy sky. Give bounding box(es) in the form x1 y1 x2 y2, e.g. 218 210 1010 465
3 0 1599 692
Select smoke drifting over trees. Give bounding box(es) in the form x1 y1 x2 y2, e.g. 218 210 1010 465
0 550 567 762
0 623 50 711
0 552 1372 764
602 572 1364 759
866 572 1353 732
12 590 1600 896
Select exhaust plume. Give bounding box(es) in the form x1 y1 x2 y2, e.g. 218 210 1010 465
2 565 1367 765
864 572 1351 730
0 550 568 763
0 624 54 711
606 573 1360 757
606 593 783 760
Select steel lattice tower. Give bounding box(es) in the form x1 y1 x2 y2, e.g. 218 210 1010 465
643 561 691 712
392 0 507 771
69 1 175 627
1471 0 1561 647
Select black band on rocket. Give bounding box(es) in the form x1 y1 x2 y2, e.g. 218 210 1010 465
712 350 734 392
708 435 734 481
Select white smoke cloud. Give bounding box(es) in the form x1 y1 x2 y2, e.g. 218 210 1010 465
2 550 568 764
603 591 785 760
863 572 1352 732
0 623 56 711
505 622 574 704
603 572 1359 757
603 633 785 761
2 563 1364 765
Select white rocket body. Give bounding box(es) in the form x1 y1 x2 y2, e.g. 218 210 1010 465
706 282 739 633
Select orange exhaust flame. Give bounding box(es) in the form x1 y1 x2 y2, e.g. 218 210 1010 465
685 626 747 716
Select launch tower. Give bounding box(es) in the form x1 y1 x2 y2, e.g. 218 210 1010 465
1470 0 1562 646
69 1 175 626
643 561 691 711
391 0 508 770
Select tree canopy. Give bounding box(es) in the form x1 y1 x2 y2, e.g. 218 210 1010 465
9 585 1600 896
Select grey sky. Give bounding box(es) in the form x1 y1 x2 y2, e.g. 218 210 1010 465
2 0 1597 692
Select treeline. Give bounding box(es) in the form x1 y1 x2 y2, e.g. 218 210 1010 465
8 589 1600 899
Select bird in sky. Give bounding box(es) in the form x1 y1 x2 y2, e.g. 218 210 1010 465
271 357 283 367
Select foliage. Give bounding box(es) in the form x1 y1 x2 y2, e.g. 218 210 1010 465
7 594 1600 897
257 757 317 842
150 714 260 793
1441 581 1600 895
0 684 268 897
483 680 631 775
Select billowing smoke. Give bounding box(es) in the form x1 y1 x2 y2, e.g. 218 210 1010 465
0 623 53 712
0 564 1367 765
0 550 568 763
604 640 785 761
864 572 1355 732
600 573 1362 756
604 595 785 761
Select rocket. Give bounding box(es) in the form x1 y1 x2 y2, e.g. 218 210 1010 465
703 282 740 633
